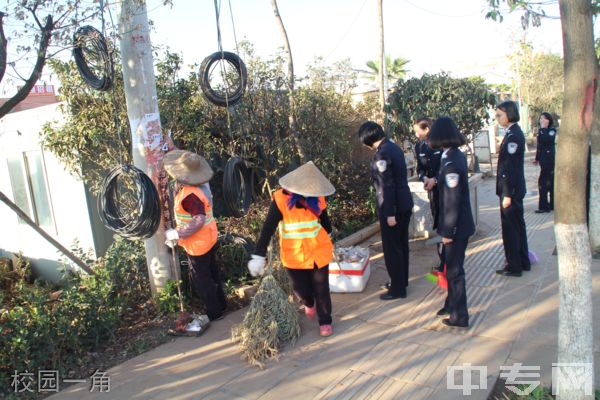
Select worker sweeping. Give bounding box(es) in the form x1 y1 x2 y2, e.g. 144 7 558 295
163 149 227 321
248 161 336 337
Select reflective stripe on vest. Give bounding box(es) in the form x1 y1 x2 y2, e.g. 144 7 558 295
279 219 321 239
272 189 333 269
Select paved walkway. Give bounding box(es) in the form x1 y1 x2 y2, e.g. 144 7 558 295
52 153 600 400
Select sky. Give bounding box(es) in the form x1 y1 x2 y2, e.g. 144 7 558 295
142 0 566 84
0 0 573 96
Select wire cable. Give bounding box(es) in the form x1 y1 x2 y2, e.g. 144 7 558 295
98 165 162 240
72 25 113 91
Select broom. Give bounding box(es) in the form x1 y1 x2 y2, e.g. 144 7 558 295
231 242 300 368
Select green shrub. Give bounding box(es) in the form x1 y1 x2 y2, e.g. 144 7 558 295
0 237 150 396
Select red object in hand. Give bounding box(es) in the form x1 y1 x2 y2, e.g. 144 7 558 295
437 264 448 290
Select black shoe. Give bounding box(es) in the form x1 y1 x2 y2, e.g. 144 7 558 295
436 308 449 317
522 266 531 271
442 318 468 328
535 209 550 214
380 291 406 300
380 281 391 290
496 269 522 277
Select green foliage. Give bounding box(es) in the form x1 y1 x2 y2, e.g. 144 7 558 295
386 72 497 142
0 237 150 396
512 43 563 117
363 54 410 85
155 280 182 315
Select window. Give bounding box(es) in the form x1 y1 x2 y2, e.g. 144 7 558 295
7 151 54 228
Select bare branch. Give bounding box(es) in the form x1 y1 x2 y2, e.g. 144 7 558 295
0 12 6 84
0 15 53 119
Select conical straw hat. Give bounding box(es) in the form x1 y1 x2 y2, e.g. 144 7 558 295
278 161 335 197
163 150 214 185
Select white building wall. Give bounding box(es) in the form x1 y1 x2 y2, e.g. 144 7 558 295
0 103 97 280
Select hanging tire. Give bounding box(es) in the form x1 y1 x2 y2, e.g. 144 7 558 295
199 51 247 107
222 157 253 217
72 26 113 91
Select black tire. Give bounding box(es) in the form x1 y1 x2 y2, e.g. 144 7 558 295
72 26 113 91
199 51 247 107
222 157 253 217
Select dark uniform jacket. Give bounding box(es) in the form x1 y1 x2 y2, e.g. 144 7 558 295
496 123 527 199
371 138 414 217
535 127 556 168
436 147 475 239
414 140 442 182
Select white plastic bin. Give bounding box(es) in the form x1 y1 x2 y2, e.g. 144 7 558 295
329 247 371 293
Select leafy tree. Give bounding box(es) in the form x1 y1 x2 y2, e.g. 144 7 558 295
0 1 172 119
385 72 496 143
513 41 564 117
360 54 410 85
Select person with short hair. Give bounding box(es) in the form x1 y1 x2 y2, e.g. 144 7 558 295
247 161 336 337
495 101 530 277
414 117 444 272
428 117 474 328
533 112 556 213
358 121 414 300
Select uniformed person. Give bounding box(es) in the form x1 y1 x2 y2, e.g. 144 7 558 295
429 117 474 328
533 112 556 213
413 117 444 272
358 121 414 300
495 101 531 277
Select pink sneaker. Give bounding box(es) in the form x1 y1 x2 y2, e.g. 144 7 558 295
319 324 333 337
304 305 316 320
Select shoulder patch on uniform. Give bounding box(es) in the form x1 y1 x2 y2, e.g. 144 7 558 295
507 142 518 154
445 173 459 188
549 129 556 136
376 160 387 172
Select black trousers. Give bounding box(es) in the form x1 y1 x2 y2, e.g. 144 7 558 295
442 235 469 325
538 164 554 211
188 246 226 320
500 198 530 273
286 265 332 325
379 210 412 296
436 242 446 272
428 188 439 230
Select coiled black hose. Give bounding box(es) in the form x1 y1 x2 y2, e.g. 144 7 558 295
73 25 113 91
222 157 252 217
98 165 161 240
199 51 247 107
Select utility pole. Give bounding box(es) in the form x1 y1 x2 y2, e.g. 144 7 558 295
118 0 172 295
377 0 385 115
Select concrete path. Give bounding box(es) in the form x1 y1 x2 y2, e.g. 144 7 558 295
51 153 600 400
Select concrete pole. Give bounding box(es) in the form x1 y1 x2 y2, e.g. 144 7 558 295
377 0 385 115
117 0 172 295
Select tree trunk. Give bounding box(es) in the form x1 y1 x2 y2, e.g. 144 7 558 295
0 191 95 276
271 0 306 162
118 0 172 295
555 1 595 398
589 96 600 257
377 0 385 115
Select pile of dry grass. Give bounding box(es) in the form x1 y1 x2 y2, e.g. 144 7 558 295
231 250 300 368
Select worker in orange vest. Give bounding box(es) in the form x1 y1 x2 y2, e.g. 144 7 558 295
163 150 226 321
248 161 336 337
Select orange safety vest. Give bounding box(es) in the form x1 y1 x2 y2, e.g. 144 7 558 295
174 185 218 256
273 189 333 269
